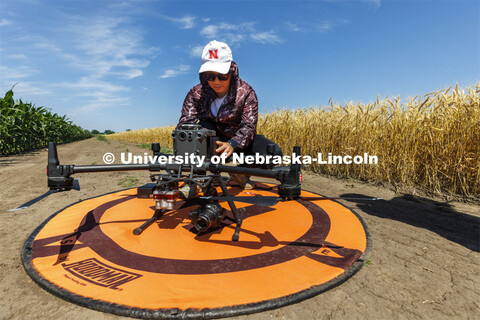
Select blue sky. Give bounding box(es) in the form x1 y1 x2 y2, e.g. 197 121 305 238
1 0 478 132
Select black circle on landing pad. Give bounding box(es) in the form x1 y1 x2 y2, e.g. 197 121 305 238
21 186 372 319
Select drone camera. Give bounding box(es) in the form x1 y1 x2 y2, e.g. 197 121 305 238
172 124 217 161
189 203 226 233
178 131 188 141
152 189 179 210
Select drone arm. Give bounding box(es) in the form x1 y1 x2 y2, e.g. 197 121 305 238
207 146 302 199
47 142 158 190
73 164 150 173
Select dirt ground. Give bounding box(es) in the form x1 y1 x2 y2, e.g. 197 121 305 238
1 138 478 320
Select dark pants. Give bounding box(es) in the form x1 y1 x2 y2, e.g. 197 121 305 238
199 119 282 168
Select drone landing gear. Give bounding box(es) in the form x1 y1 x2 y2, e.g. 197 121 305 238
231 212 245 242
217 175 246 242
133 209 166 235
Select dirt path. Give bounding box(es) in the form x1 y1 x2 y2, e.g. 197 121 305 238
1 138 478 320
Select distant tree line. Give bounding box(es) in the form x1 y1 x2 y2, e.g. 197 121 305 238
91 129 115 135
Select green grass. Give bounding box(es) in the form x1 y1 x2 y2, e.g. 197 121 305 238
137 143 173 154
117 176 140 188
96 135 110 144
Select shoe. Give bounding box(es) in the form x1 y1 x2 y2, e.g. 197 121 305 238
229 173 256 190
244 180 256 190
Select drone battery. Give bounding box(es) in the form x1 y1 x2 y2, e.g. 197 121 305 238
137 183 156 199
153 190 179 210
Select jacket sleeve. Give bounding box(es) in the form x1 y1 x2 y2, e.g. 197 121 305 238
228 90 258 150
177 87 200 127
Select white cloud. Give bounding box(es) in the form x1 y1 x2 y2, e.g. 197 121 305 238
74 96 131 114
200 22 256 44
32 40 63 53
199 21 283 45
251 31 282 44
1 81 52 97
315 21 333 33
69 17 155 79
327 0 381 8
57 77 128 94
20 16 155 83
200 25 219 38
285 22 301 32
284 20 339 34
0 3 162 121
163 15 196 29
45 16 157 111
0 65 35 80
56 77 130 114
0 18 11 27
159 65 191 79
190 45 204 58
119 69 144 80
8 54 28 60
362 0 381 10
14 82 52 96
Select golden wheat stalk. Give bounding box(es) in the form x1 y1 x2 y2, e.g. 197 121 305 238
109 83 480 199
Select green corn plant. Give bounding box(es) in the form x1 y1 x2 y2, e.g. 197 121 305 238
0 89 93 155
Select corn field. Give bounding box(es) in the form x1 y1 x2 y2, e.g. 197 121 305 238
0 89 93 155
109 83 480 199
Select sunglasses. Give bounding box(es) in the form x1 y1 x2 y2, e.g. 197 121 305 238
204 72 230 81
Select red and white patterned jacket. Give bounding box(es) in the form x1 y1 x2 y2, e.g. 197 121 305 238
177 62 258 150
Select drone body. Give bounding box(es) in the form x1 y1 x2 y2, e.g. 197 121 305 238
46 124 379 241
47 124 302 241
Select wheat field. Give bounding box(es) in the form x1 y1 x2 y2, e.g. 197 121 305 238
110 126 175 148
109 84 480 199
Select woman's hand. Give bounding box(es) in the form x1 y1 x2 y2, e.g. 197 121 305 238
215 141 234 158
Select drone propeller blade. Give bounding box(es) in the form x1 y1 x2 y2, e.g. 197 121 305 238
200 195 383 207
199 196 282 207
8 190 57 212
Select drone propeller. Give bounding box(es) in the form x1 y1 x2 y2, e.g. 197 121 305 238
200 195 383 207
200 195 280 207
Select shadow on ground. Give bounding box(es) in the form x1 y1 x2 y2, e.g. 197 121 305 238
341 193 480 252
0 152 41 166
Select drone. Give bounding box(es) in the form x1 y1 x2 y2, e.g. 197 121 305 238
46 123 379 241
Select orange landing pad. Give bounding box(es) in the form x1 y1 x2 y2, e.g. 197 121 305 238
22 183 371 319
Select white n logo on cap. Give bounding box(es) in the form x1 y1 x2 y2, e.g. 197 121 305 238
209 49 218 59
